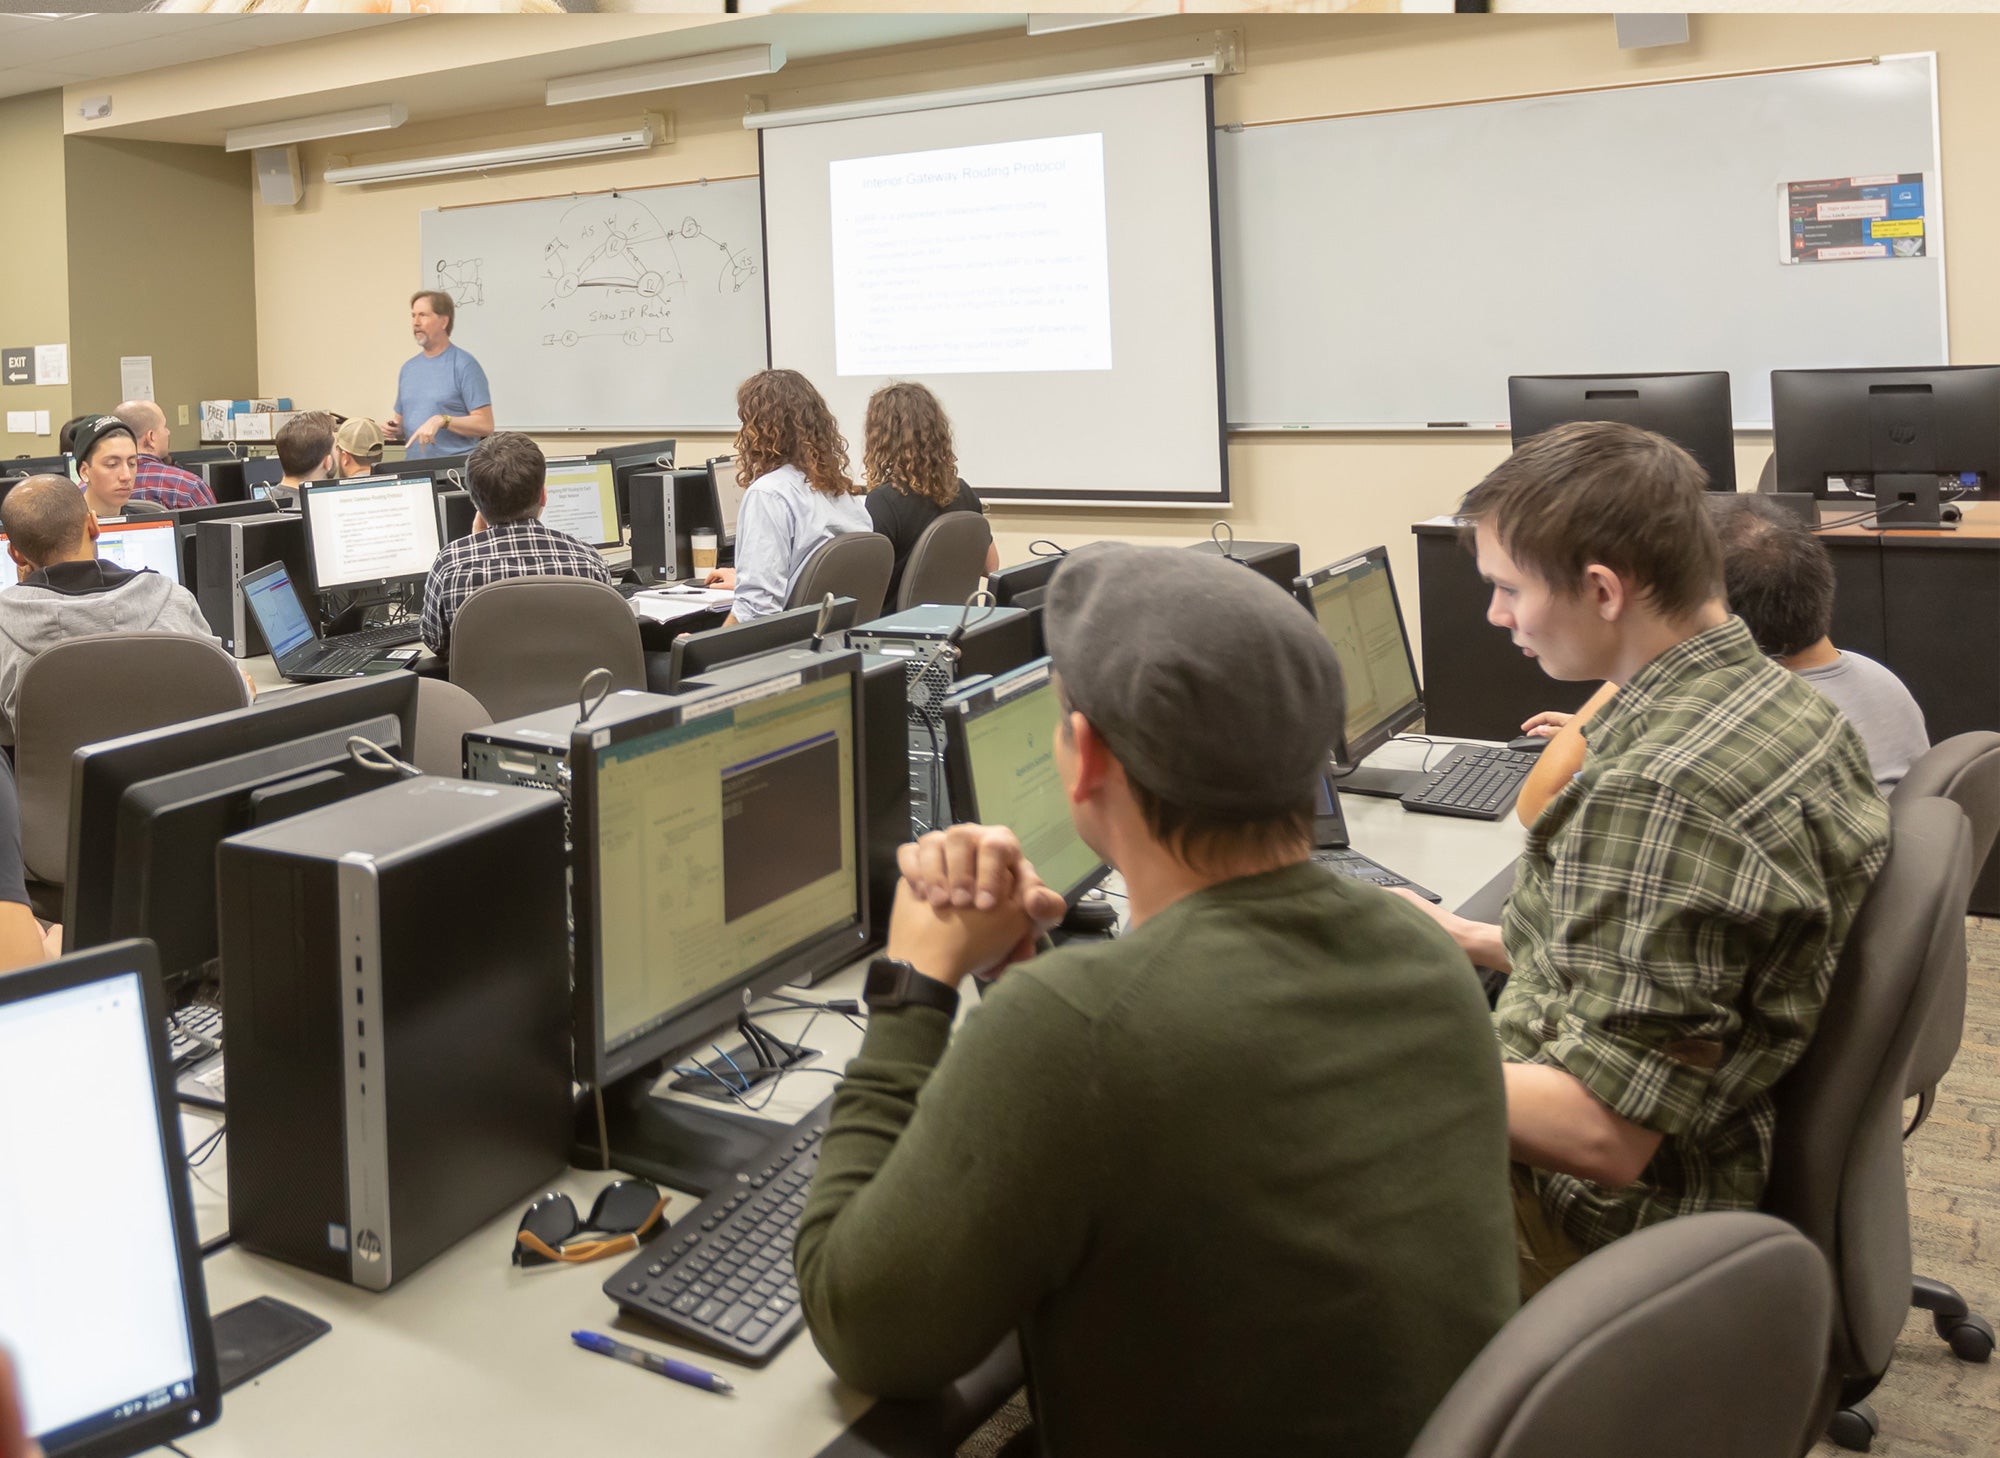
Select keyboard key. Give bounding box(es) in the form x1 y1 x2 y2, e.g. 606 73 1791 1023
738 1320 770 1345
691 1299 726 1326
714 1302 754 1336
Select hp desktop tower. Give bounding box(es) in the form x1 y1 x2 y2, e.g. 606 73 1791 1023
218 777 572 1290
628 468 717 585
195 513 309 658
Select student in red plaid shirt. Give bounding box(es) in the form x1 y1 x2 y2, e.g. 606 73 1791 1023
112 401 214 510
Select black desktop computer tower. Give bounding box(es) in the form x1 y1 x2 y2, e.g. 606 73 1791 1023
195 513 309 657
628 468 716 585
218 777 572 1290
1185 538 1302 595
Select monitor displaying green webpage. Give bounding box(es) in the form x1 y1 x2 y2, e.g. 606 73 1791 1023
593 674 857 1052
961 668 1103 900
1309 559 1419 748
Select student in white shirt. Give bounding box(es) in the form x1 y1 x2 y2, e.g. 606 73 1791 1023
706 369 870 623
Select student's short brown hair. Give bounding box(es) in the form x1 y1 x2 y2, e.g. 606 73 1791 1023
466 432 545 524
0 476 91 567
1458 421 1723 620
276 411 334 478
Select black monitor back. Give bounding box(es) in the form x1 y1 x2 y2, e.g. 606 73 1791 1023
1771 364 2000 499
1509 371 1737 491
987 554 1063 610
667 598 859 690
1185 538 1302 594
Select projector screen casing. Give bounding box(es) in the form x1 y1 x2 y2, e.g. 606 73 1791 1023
760 75 1227 507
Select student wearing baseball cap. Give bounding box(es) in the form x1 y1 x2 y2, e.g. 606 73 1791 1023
795 543 1515 1458
333 417 386 478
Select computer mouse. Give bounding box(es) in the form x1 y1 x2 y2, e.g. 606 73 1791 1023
1506 735 1551 755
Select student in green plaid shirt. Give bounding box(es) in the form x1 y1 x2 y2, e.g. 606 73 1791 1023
1402 422 1889 1297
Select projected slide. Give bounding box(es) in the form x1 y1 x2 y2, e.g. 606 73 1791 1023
828 133 1112 376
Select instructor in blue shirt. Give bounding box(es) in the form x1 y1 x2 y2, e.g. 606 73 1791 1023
388 290 494 459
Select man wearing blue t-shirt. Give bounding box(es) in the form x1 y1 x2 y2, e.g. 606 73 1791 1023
388 290 494 460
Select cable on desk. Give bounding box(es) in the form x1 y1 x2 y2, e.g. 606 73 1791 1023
200 1232 235 1259
165 1441 196 1457
188 1123 227 1168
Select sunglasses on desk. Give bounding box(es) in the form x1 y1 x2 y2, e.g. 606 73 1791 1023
514 1179 668 1268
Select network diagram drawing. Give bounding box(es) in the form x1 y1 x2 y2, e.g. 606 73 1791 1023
533 195 760 350
433 257 484 307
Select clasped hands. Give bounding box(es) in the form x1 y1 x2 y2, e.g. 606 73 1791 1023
886 823 1068 991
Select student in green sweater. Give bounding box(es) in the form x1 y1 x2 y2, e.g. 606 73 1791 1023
796 543 1517 1458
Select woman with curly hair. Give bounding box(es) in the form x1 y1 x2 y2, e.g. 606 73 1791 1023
710 370 869 623
862 383 997 607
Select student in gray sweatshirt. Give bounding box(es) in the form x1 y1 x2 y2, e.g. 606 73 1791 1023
0 475 215 746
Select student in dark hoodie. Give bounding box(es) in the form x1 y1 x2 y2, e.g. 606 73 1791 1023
0 476 217 746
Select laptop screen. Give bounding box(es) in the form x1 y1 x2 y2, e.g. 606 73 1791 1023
242 562 318 662
95 520 183 585
0 955 214 1454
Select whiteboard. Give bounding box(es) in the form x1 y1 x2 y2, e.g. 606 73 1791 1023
418 178 768 432
1218 54 1946 429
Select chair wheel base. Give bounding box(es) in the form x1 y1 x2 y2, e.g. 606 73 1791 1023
1829 1401 1879 1452
1935 1312 1996 1362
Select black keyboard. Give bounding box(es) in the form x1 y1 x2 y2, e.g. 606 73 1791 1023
167 1003 223 1073
337 620 423 650
602 1098 828 1365
1400 744 1538 820
1312 848 1440 902
310 645 395 675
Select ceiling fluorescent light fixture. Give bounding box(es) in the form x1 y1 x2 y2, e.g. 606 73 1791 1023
547 44 784 107
225 104 408 154
325 121 660 186
744 55 1220 131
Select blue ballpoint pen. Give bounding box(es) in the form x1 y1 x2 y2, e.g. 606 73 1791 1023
571 1330 735 1395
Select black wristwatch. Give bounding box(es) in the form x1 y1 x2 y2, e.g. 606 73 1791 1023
863 957 960 1017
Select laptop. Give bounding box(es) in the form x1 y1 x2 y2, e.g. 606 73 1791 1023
1310 772 1441 902
238 559 421 681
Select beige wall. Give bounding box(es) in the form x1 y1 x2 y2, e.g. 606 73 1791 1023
0 92 72 461
64 136 259 432
231 12 2000 651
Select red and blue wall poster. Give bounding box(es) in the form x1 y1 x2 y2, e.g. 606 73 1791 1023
1786 174 1927 263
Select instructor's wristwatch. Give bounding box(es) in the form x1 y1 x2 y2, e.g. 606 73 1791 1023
863 957 960 1017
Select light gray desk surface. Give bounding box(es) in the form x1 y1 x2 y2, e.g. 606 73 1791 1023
172 750 1524 1458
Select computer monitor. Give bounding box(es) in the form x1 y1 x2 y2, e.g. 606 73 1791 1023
598 442 677 528
987 553 1064 610
1292 547 1426 796
707 456 747 549
0 474 21 509
539 456 621 549
9 454 71 481
63 676 420 988
201 458 250 505
380 452 468 488
170 447 241 467
1770 365 2000 504
569 651 869 1188
1184 538 1301 594
665 598 860 691
941 658 1108 908
299 474 441 592
242 457 284 493
435 489 476 544
1508 372 1738 492
94 518 183 585
0 941 221 1458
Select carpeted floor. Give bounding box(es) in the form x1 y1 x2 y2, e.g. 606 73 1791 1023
959 918 2000 1458
1808 915 2000 1455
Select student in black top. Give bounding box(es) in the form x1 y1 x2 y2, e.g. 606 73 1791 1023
863 382 998 606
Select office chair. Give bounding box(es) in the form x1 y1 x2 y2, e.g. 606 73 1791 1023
15 632 250 913
1761 794 1974 1451
1407 1212 1831 1458
785 531 893 624
896 513 994 613
411 678 491 779
1886 732 2000 1363
449 577 645 722
118 500 172 519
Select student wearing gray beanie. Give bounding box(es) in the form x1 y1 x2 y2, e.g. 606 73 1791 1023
797 542 1516 1458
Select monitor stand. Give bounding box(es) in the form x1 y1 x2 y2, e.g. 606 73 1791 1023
1335 765 1429 799
573 1064 787 1198
1866 473 1957 532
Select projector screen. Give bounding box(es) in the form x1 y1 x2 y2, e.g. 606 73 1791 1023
760 75 1226 507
